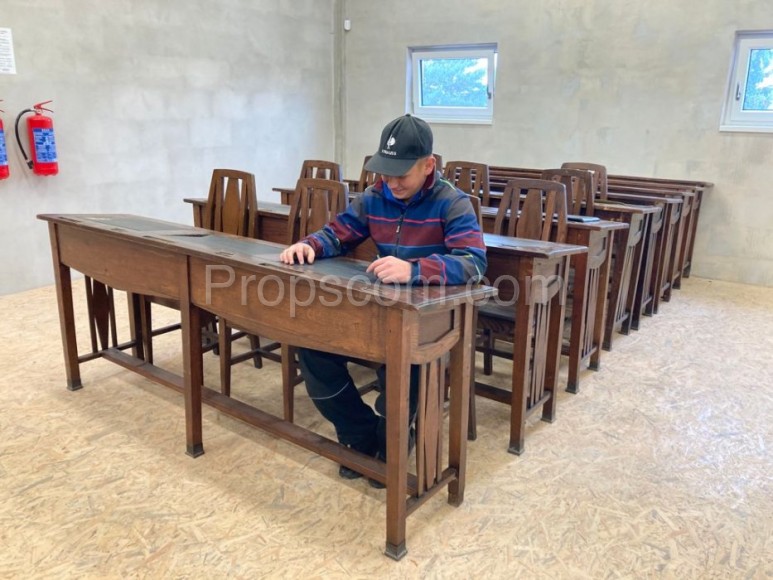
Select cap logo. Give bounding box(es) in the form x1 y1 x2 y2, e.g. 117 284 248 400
382 134 397 156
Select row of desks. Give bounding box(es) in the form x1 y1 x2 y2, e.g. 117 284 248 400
186 198 626 394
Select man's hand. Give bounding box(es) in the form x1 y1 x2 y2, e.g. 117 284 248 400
280 243 316 265
366 256 413 284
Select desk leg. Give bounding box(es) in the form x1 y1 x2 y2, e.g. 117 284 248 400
567 249 589 394
449 303 473 505
509 263 534 455
384 309 410 561
590 232 614 370
181 262 204 458
48 223 81 391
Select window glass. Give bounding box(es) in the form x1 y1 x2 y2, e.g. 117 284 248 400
409 45 497 125
720 31 773 132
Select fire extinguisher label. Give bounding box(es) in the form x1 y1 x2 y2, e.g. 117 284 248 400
33 128 58 163
0 130 7 166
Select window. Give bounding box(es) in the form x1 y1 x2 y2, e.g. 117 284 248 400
720 30 773 133
408 44 497 125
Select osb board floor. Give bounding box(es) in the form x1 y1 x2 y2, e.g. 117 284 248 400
0 277 771 579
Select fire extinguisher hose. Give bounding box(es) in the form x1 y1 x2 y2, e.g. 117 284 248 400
14 109 35 169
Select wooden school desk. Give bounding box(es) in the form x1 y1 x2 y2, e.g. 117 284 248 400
39 213 494 560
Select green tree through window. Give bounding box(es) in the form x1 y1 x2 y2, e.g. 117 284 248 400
409 44 496 123
420 58 488 108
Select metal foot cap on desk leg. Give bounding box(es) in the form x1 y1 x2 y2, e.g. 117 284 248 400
186 444 205 458
67 380 83 391
385 542 407 561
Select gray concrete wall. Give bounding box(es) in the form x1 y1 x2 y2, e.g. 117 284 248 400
341 0 773 287
1 0 335 295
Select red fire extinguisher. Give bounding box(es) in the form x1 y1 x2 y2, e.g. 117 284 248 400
0 101 9 180
15 100 59 176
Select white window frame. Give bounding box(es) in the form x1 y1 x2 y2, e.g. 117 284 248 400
720 30 773 133
408 44 497 125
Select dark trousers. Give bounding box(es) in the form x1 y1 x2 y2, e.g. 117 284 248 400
298 347 420 456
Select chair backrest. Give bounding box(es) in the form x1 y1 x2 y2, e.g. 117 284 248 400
299 159 342 182
443 161 491 207
287 178 350 244
465 192 483 230
562 162 608 201
357 155 379 192
541 167 596 216
203 169 259 238
494 178 568 243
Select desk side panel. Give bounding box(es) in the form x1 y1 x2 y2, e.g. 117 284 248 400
56 225 182 299
189 257 388 361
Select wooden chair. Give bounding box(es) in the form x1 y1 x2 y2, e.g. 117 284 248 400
287 177 350 245
562 162 608 201
143 169 268 396
355 155 379 193
300 159 342 182
475 178 570 454
490 178 568 241
541 168 596 216
443 161 492 206
203 169 258 237
203 170 282 396
480 177 568 371
282 177 351 421
465 192 483 230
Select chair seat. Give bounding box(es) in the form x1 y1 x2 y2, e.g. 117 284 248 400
478 302 515 322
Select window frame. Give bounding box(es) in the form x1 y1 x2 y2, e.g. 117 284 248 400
407 44 497 125
720 30 773 133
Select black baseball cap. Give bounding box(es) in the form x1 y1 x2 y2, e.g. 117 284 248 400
364 114 433 177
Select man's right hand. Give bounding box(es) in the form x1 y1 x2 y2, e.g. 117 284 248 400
279 242 316 265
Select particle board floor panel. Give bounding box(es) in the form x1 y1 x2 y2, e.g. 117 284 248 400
0 277 771 579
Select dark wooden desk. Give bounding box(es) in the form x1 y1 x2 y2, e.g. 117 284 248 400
39 213 494 560
479 233 586 454
480 208 627 393
605 189 687 311
590 202 660 350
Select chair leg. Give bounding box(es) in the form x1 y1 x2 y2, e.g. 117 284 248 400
139 296 153 365
467 378 478 441
281 344 297 422
218 319 231 397
248 334 263 369
482 330 493 375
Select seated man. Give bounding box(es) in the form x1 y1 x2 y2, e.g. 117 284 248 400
279 114 486 486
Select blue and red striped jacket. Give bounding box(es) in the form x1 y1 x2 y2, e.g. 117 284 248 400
301 171 487 285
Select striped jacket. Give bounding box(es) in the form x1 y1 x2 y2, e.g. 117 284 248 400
301 171 487 285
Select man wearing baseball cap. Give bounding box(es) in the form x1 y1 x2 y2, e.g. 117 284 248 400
280 114 486 485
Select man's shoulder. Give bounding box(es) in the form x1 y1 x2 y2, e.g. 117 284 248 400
429 175 467 201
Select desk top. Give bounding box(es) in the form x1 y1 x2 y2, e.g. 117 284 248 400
479 206 629 233
483 232 586 258
39 213 495 311
183 197 291 217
